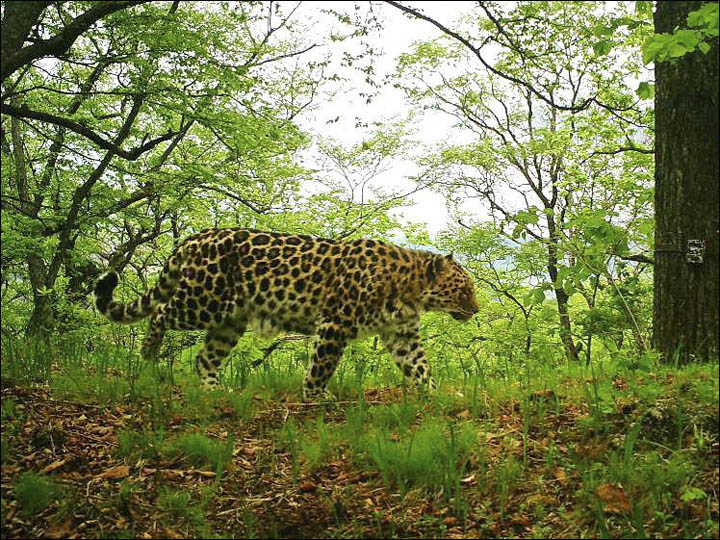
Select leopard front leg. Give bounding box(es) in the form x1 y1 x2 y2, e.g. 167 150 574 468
381 321 435 390
303 322 349 402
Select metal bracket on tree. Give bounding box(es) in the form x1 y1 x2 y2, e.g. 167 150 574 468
686 239 706 264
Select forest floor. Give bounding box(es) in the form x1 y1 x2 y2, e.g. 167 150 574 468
1 347 718 539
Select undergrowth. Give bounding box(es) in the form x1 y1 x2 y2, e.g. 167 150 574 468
1 334 718 539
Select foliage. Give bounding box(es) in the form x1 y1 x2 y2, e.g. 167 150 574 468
643 3 719 63
394 0 654 362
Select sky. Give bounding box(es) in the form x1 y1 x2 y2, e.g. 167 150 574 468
292 1 479 237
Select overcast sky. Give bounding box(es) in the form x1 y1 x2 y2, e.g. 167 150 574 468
293 1 478 237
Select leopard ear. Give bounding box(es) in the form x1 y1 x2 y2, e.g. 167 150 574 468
446 252 454 260
426 255 445 283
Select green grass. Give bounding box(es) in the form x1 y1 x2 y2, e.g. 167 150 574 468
0 436 9 465
162 432 233 471
301 414 334 472
117 428 166 461
362 419 477 498
156 486 214 536
0 337 54 384
15 473 60 516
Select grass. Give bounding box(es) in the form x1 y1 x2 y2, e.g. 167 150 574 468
14 473 60 516
117 427 166 461
361 419 477 498
162 432 234 471
0 333 718 539
156 486 214 537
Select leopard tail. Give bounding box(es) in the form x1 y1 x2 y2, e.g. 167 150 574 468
93 249 185 323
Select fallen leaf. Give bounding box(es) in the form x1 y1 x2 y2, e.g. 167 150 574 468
219 407 235 417
96 465 130 480
530 389 556 401
512 514 531 527
596 483 631 514
46 517 73 538
160 469 185 479
158 528 183 539
526 494 558 506
299 480 318 493
460 474 476 485
40 459 68 474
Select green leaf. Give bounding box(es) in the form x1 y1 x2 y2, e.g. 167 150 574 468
675 29 700 49
562 281 576 296
636 81 654 100
592 40 613 57
667 41 690 58
635 1 652 18
533 289 546 305
698 41 711 54
680 486 707 502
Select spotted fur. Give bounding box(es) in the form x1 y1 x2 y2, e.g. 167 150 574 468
94 228 479 400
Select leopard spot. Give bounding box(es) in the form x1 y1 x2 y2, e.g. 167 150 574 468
252 234 270 245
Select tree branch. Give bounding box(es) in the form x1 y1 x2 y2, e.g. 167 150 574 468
1 1 150 82
617 253 654 265
384 0 594 113
1 102 179 161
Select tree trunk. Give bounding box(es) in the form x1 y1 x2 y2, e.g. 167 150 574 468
547 217 579 362
553 284 579 362
26 255 54 338
653 1 719 363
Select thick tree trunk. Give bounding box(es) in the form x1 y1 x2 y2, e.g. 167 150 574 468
26 255 54 338
653 1 719 363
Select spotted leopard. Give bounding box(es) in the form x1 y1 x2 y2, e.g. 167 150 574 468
94 228 479 400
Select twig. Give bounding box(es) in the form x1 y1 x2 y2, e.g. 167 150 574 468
262 399 386 412
484 428 521 440
64 428 118 447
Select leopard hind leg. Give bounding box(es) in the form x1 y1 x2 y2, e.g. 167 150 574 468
141 307 167 362
195 323 245 390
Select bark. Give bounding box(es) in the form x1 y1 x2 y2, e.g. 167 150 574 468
9 110 55 336
26 255 55 338
0 2 51 66
548 255 579 363
653 1 720 363
547 212 579 362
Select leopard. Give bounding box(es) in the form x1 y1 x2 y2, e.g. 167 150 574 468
93 228 479 400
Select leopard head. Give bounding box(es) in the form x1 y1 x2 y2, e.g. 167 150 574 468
421 253 479 321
